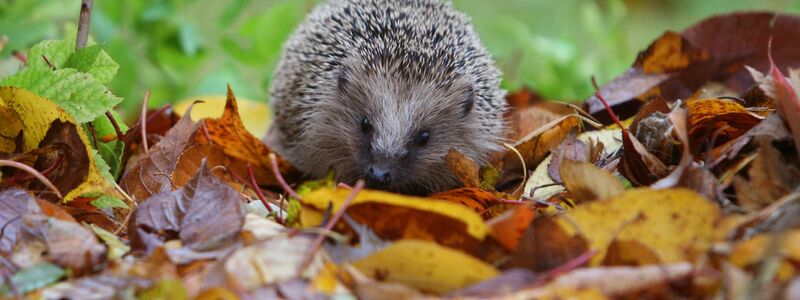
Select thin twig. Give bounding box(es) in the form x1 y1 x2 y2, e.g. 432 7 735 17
502 142 527 197
104 111 124 141
140 90 151 154
296 180 365 277
247 163 275 214
75 0 94 50
268 153 301 200
0 159 62 199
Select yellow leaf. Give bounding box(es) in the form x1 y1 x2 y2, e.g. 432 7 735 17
174 94 270 137
557 188 720 265
351 239 499 294
300 187 489 241
0 87 119 202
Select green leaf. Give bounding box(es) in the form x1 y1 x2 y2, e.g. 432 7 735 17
64 44 120 84
90 224 130 260
90 194 128 209
27 39 73 70
97 141 125 180
1 68 123 122
0 263 65 296
92 148 117 184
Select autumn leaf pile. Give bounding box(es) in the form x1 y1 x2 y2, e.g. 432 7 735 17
2 11 800 299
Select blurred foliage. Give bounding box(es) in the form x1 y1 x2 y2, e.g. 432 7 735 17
1 0 797 121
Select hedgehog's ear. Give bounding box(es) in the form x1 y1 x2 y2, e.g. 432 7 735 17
459 88 475 118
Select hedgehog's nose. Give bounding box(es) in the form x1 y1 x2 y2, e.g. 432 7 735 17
365 166 391 189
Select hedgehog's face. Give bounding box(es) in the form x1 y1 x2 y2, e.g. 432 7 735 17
307 66 486 194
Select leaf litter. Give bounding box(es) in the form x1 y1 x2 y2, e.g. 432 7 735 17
2 10 800 300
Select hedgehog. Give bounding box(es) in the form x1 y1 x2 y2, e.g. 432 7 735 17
266 0 506 194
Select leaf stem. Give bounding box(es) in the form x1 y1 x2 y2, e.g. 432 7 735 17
140 90 151 154
268 153 301 201
0 159 63 199
296 180 365 277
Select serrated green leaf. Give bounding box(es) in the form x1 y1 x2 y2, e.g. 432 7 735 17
98 141 124 180
92 148 116 184
64 44 120 84
0 263 64 296
89 194 128 209
90 224 130 260
27 39 73 70
1 68 123 122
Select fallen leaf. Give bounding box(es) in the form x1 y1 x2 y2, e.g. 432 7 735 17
510 263 692 299
429 187 501 215
120 105 199 201
0 87 120 202
487 204 537 251
192 86 300 188
223 235 322 291
686 98 762 150
504 216 589 272
601 239 662 266
500 115 583 193
351 239 499 294
585 13 800 121
128 160 245 262
733 138 800 210
557 188 720 265
174 94 271 138
300 187 502 259
559 159 624 203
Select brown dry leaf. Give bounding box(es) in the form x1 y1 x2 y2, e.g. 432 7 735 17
505 106 563 142
193 86 299 187
120 105 199 201
504 216 589 272
585 12 800 121
686 98 762 150
0 188 40 254
429 187 500 215
445 148 481 188
546 132 588 183
559 159 624 203
619 129 670 186
487 204 537 251
729 229 800 277
128 160 245 263
35 199 77 223
300 187 502 259
733 138 800 210
557 188 720 265
499 115 582 192
22 215 107 275
351 239 499 294
510 263 693 299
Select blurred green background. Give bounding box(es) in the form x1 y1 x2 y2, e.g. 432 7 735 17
1 0 797 120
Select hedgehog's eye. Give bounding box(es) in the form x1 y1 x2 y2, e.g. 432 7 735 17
415 130 430 147
360 117 372 133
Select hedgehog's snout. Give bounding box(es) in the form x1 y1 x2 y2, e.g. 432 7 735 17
365 166 392 189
